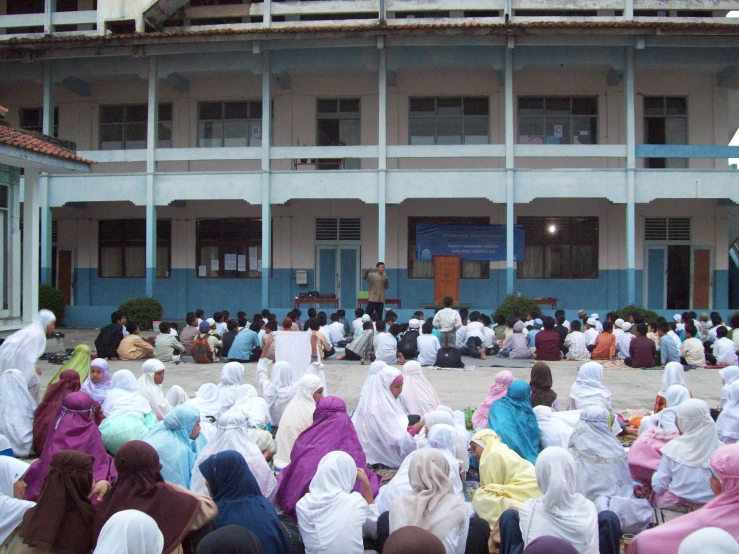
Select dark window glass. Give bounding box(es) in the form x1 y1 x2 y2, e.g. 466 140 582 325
99 104 172 150
517 97 597 145
199 102 223 120
196 218 264 279
98 219 171 278
317 99 337 114
409 97 489 145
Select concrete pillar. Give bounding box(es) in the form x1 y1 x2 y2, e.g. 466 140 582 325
40 61 54 285
261 51 272 306
146 56 158 298
504 44 515 295
378 41 387 263
23 168 40 323
625 46 636 304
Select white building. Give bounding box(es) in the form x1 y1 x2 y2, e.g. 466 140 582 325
1 0 738 325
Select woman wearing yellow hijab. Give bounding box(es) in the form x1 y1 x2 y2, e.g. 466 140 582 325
470 429 541 527
47 344 91 387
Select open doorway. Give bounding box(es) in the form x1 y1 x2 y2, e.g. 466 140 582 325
666 245 690 309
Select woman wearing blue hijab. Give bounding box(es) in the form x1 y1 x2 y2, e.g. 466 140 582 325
200 450 290 554
487 380 541 464
142 403 202 487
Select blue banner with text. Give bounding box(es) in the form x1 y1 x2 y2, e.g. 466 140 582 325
415 224 525 261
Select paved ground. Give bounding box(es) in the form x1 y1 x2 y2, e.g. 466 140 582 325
39 328 724 413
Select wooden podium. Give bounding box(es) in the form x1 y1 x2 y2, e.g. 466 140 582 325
434 255 460 305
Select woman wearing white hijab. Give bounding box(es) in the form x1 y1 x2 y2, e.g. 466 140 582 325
568 362 612 411
375 424 463 515
534 405 580 449
389 448 468 554
353 366 422 468
273 373 323 470
217 362 246 412
256 359 297 427
137 359 172 421
678 528 739 554
568 407 652 534
187 383 222 442
0 309 56 402
99 370 156 454
652 399 723 508
165 385 190 408
719 366 739 410
0 369 36 457
639 384 691 435
717 381 739 445
93 509 164 554
81 358 112 405
0 457 34 551
654 362 689 413
359 360 386 401
190 409 278 501
500 447 600 554
399 361 440 416
296 451 378 554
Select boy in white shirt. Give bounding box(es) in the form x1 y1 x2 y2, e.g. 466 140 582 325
584 318 599 346
680 323 706 367
351 308 365 337
417 322 441 366
373 320 404 365
432 296 462 349
456 308 469 348
327 313 346 347
713 326 738 367
462 311 487 360
564 320 591 361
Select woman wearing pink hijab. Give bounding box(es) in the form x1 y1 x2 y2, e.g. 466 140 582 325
627 444 739 554
472 370 514 429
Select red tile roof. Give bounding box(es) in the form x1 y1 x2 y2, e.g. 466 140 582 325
0 122 93 165
0 18 737 47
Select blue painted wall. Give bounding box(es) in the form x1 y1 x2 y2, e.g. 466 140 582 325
64 266 730 327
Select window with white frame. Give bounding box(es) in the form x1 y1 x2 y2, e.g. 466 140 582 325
409 97 489 145
518 217 599 279
643 96 687 169
99 104 172 150
19 107 59 137
198 101 263 148
98 220 171 278
196 219 262 278
517 97 597 145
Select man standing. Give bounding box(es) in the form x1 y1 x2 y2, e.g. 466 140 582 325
363 262 389 319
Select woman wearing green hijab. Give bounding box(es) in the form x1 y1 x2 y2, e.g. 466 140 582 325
47 344 91 387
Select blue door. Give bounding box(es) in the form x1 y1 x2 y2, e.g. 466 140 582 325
318 247 337 295
339 247 359 310
647 247 666 310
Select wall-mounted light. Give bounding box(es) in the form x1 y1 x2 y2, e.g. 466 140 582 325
548 224 557 234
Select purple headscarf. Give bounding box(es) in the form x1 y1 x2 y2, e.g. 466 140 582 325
524 537 579 554
276 396 381 517
24 392 116 502
80 359 112 405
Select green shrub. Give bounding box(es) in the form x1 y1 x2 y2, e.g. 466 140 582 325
119 298 163 331
494 294 542 321
39 283 65 322
615 304 659 323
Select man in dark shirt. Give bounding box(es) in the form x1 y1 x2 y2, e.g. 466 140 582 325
535 316 563 361
220 318 239 358
554 316 569 345
94 310 126 359
625 323 658 368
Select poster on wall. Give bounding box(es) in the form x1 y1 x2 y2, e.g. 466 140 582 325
415 224 525 261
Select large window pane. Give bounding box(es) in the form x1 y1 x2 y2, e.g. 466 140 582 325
99 220 171 278
464 116 489 145
409 118 435 145
100 246 123 277
100 125 123 150
437 98 462 116
196 218 262 279
223 120 249 147
436 117 462 145
124 122 147 150
518 96 598 146
124 245 146 277
199 121 223 148
518 217 598 279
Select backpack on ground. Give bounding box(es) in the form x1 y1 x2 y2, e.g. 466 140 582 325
398 330 420 358
191 336 213 364
435 346 464 368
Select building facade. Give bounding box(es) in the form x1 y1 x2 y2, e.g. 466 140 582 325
1 0 738 325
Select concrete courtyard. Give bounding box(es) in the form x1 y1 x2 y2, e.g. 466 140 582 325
38 328 724 413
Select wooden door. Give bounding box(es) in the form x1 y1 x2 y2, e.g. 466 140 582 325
434 255 460 305
692 248 711 309
57 250 73 306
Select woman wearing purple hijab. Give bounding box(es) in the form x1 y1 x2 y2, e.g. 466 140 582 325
23 391 116 502
276 396 381 517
